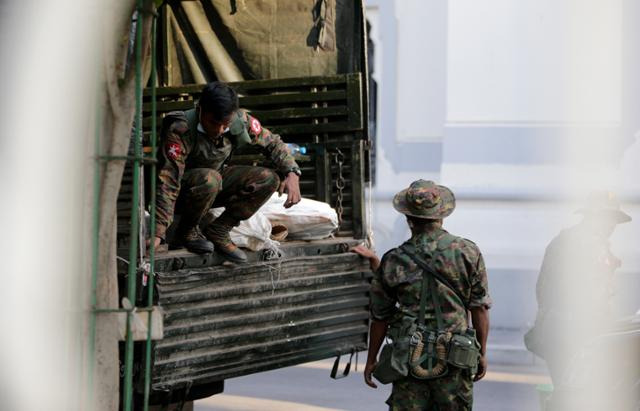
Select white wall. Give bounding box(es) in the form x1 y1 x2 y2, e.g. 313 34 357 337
395 0 447 141
366 0 639 330
447 0 622 124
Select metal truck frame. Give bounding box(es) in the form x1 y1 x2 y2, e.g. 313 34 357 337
114 1 373 407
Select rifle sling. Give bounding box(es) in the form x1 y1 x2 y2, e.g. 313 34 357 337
400 244 469 313
418 262 429 325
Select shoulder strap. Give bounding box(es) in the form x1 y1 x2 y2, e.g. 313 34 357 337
418 265 429 326
417 256 444 330
429 275 445 330
414 248 444 330
401 243 469 312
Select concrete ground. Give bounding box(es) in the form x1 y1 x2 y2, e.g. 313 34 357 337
194 332 550 411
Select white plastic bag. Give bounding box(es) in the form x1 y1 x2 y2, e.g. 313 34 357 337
204 208 278 251
260 193 339 240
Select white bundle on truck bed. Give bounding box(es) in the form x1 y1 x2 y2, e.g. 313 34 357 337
260 193 339 240
204 208 276 252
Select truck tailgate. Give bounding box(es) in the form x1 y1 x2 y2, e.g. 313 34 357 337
150 239 371 392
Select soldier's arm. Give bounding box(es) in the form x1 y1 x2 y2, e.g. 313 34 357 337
351 245 381 271
466 244 492 310
242 111 302 207
351 245 384 387
471 306 489 381
369 261 397 322
465 243 491 381
243 111 300 176
365 253 398 388
365 319 387 389
155 123 188 241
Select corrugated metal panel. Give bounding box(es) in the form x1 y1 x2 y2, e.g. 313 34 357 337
151 247 371 391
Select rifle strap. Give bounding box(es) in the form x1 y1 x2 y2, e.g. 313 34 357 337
401 243 469 313
415 249 444 331
418 260 430 326
430 275 444 331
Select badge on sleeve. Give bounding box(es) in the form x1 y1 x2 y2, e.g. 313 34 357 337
166 142 182 161
250 117 262 135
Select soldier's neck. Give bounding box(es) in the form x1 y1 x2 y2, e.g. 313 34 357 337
410 222 442 236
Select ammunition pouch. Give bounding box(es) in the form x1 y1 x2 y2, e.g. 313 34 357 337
372 343 406 384
407 327 481 380
447 328 482 374
373 314 481 383
372 316 416 384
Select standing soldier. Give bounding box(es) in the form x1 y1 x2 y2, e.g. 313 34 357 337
353 180 491 410
151 82 302 262
526 191 632 388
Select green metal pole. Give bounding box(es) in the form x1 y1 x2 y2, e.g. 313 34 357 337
88 74 102 411
143 11 158 411
123 2 144 410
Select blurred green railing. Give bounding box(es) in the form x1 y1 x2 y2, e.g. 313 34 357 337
88 1 158 410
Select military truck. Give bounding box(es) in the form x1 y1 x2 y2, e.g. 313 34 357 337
115 0 373 406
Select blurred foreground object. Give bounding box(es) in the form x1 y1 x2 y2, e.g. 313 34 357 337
525 191 632 409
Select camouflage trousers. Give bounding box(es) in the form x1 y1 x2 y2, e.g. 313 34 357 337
387 369 473 411
174 165 280 237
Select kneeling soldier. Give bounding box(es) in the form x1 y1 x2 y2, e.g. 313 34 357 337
152 82 302 262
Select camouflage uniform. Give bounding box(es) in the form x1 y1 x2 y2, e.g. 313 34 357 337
371 228 492 410
389 369 473 410
155 108 299 244
370 180 492 411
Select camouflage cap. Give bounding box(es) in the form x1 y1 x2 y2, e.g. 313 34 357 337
576 190 631 224
393 180 455 219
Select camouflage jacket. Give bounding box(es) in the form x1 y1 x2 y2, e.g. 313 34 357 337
370 228 492 332
155 108 299 239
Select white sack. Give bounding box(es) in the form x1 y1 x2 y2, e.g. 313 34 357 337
260 193 339 240
205 208 277 251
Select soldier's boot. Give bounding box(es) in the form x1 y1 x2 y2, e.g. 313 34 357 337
171 225 214 254
203 213 247 263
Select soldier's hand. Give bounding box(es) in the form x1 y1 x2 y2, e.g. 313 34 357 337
473 355 487 381
364 361 378 388
279 172 302 208
350 245 381 271
145 237 163 256
351 245 376 259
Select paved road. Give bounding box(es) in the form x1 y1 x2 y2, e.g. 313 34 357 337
194 358 549 411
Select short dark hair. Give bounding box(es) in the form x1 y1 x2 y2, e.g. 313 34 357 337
199 82 239 121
